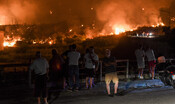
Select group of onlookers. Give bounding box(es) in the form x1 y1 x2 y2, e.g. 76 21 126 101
29 43 165 103
29 44 121 103
135 44 158 80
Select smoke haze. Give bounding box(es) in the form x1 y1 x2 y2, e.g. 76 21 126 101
0 0 174 30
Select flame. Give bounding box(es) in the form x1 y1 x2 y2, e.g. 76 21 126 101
114 28 125 35
49 40 53 45
3 36 22 47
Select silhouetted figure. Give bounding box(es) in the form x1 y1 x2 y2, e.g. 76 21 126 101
67 44 81 91
30 51 49 104
49 49 64 88
61 45 73 89
135 44 145 79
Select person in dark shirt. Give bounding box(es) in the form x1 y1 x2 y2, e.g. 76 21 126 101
49 49 64 88
103 49 119 97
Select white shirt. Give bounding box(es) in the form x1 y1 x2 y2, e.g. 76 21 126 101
135 49 145 62
67 51 81 65
84 53 99 69
145 49 156 61
30 57 49 75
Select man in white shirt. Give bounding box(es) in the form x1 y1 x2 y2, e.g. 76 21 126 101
135 45 145 79
30 51 49 104
84 46 99 89
145 47 156 79
67 44 81 91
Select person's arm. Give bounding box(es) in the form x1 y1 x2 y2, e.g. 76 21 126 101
45 59 49 77
103 59 116 66
59 55 65 64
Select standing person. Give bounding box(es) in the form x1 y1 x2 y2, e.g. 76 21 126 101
84 47 99 89
61 45 72 89
135 44 145 79
103 49 119 97
29 51 49 104
67 44 81 91
145 46 156 79
49 49 64 88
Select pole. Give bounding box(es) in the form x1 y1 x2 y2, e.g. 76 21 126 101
100 61 102 82
126 60 129 79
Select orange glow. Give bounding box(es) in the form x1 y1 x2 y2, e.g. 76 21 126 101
114 28 125 35
3 41 15 47
69 29 72 32
49 40 53 45
3 36 22 47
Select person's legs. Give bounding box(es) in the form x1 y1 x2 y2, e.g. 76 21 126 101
89 77 93 88
68 66 74 89
105 73 112 95
74 66 80 89
37 97 41 104
43 98 48 104
139 68 143 79
89 69 94 88
151 66 155 79
106 83 111 95
85 77 89 88
35 76 42 104
42 75 48 104
112 72 119 94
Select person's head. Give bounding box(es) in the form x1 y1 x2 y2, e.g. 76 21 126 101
52 49 58 56
71 44 76 51
86 48 89 53
36 51 41 58
138 44 143 49
89 46 94 53
105 49 111 57
69 45 72 50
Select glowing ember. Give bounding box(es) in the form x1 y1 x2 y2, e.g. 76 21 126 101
69 29 72 32
49 40 53 45
50 10 53 15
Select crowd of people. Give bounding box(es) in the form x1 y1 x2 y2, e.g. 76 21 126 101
29 44 120 104
29 43 165 104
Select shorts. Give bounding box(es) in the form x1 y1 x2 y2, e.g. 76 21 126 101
105 72 118 84
85 68 95 77
137 61 145 69
34 74 48 98
148 60 156 67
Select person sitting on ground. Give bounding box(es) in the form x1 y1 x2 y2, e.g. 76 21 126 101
29 51 49 104
102 49 119 97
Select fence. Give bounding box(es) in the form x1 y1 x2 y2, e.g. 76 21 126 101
0 63 29 85
0 58 174 87
98 59 129 82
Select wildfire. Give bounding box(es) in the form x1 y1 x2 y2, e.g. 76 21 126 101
3 36 22 47
115 28 125 35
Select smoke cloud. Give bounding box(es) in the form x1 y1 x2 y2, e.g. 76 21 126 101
0 0 95 25
96 0 173 33
0 0 174 31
